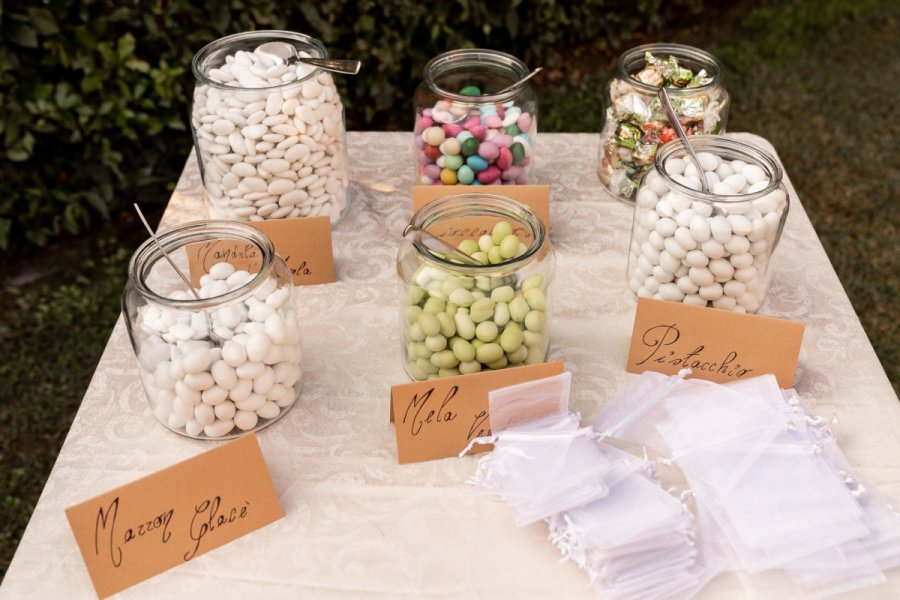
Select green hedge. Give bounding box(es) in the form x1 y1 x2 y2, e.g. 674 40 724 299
0 0 706 255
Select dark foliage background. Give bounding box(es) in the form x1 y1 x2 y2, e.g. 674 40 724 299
0 0 707 254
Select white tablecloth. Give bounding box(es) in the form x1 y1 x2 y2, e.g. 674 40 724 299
3 132 898 599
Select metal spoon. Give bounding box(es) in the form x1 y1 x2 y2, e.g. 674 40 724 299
403 224 482 266
256 41 361 75
133 204 223 344
657 87 709 193
496 67 543 95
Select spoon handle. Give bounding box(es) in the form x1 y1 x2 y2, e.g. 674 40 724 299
403 224 482 266
293 56 361 75
657 88 709 193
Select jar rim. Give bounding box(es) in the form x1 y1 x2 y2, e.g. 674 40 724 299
617 43 725 95
127 219 275 308
654 137 784 203
192 30 328 91
410 193 546 273
423 48 531 103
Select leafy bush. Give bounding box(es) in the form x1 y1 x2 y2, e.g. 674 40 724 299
0 0 706 255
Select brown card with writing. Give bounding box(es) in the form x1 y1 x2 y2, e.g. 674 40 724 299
390 361 565 464
413 184 550 232
626 298 805 387
65 434 283 598
186 216 335 287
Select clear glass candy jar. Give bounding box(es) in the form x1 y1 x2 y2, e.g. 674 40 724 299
627 137 790 313
599 43 729 201
122 220 303 439
414 49 538 186
191 30 350 225
398 194 554 380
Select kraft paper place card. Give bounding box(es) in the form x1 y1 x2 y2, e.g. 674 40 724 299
186 216 335 286
627 298 805 387
412 184 550 232
65 434 283 598
390 361 565 464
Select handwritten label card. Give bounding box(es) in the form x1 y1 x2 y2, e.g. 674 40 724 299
65 434 283 598
186 216 335 287
627 298 805 387
413 184 551 233
390 361 565 464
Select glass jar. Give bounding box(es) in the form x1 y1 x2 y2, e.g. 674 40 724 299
398 193 554 380
414 49 538 186
191 30 350 225
122 220 303 439
599 43 730 202
626 137 790 313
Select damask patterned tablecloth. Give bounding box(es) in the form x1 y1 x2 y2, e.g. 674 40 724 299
3 132 898 599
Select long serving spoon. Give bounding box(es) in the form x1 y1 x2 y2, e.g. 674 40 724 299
256 41 361 75
657 87 709 193
403 224 482 266
495 67 543 95
134 204 223 343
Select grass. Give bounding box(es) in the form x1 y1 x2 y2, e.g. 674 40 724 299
1 0 898 581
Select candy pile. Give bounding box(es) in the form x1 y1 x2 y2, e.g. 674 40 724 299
192 45 349 224
415 85 535 186
135 262 302 438
402 221 549 380
599 52 728 199
627 150 788 312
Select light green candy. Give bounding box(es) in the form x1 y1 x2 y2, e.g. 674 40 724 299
423 296 445 315
474 276 492 292
449 288 475 307
475 321 499 342
491 221 513 245
416 357 439 374
488 246 503 264
471 251 489 265
499 234 519 259
490 285 515 303
419 312 441 336
524 288 546 310
414 342 432 359
509 297 530 322
451 339 476 362
525 346 545 364
430 350 460 369
478 234 494 253
493 302 510 326
459 360 482 374
443 155 463 171
522 274 543 291
499 322 523 353
458 239 479 255
454 310 476 339
407 285 425 305
439 368 460 378
407 361 427 380
524 310 546 332
408 322 425 342
404 305 423 323
425 334 447 352
469 298 496 323
487 356 508 370
436 312 456 337
523 330 543 348
475 342 504 364
507 345 528 364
